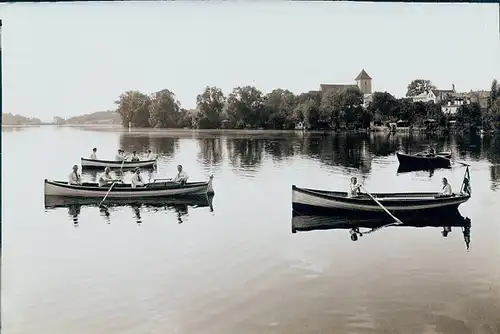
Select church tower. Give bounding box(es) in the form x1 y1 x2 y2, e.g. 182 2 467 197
355 69 372 95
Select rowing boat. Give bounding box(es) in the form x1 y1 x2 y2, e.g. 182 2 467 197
81 157 156 169
44 176 214 198
292 167 471 216
292 186 470 215
396 152 451 169
44 193 214 209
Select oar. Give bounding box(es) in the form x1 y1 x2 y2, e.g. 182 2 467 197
361 186 403 225
99 182 117 207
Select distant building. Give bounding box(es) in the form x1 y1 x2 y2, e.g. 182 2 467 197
311 69 373 107
411 85 456 104
465 90 490 112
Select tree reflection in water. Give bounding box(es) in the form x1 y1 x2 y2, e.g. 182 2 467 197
197 138 224 167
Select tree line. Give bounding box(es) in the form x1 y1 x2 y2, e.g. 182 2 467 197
114 79 500 132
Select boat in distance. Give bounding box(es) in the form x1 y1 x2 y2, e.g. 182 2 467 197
81 157 157 169
44 176 214 199
291 186 470 216
396 152 451 169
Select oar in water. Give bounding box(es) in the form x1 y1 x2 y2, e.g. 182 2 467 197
99 182 117 207
360 186 403 225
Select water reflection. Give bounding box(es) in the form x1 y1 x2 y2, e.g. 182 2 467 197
291 210 471 250
45 195 214 225
119 133 178 156
197 138 224 167
226 138 264 169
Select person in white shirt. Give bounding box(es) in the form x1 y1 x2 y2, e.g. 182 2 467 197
115 149 124 161
441 177 453 195
129 151 140 162
90 148 97 160
99 167 115 187
348 177 362 198
131 167 145 188
68 165 82 185
146 150 155 161
173 165 189 184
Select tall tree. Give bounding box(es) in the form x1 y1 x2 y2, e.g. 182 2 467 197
406 79 436 97
335 87 365 127
226 86 264 129
115 90 151 127
148 89 181 128
367 92 399 121
489 79 499 107
196 86 226 129
263 89 297 129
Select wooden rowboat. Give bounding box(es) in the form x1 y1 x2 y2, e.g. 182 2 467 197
292 185 470 216
396 152 451 169
81 157 156 169
44 193 214 209
44 176 214 198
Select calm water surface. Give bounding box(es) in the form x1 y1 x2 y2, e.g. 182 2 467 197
2 126 500 334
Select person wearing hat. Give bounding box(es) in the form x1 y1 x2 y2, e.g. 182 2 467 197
68 164 82 185
131 167 145 188
99 167 115 187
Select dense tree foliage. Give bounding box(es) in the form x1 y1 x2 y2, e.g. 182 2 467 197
112 79 500 133
406 79 436 97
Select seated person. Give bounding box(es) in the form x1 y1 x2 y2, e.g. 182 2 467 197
99 167 115 187
348 176 362 198
129 151 140 162
173 165 189 184
436 177 453 197
68 164 82 185
131 167 145 188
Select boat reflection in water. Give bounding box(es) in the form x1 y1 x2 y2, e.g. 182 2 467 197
291 210 471 250
44 194 215 225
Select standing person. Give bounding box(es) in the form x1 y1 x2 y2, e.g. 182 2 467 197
68 165 82 185
131 167 145 188
173 165 189 184
90 148 98 159
348 176 362 198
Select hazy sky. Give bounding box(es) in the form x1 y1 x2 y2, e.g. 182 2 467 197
1 2 499 120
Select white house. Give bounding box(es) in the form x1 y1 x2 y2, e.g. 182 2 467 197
441 93 471 115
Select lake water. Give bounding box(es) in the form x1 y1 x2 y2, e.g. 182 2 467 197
2 126 500 334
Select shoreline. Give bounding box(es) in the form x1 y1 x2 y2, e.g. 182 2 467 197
2 124 498 136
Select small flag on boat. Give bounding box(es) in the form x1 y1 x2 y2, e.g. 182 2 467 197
462 166 471 195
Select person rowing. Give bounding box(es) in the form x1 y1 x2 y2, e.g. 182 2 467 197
99 167 116 187
146 150 156 161
90 147 98 160
129 151 140 162
348 176 362 198
68 164 82 185
131 167 145 188
115 149 125 161
173 165 189 184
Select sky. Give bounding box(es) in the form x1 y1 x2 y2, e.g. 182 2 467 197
1 2 499 121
